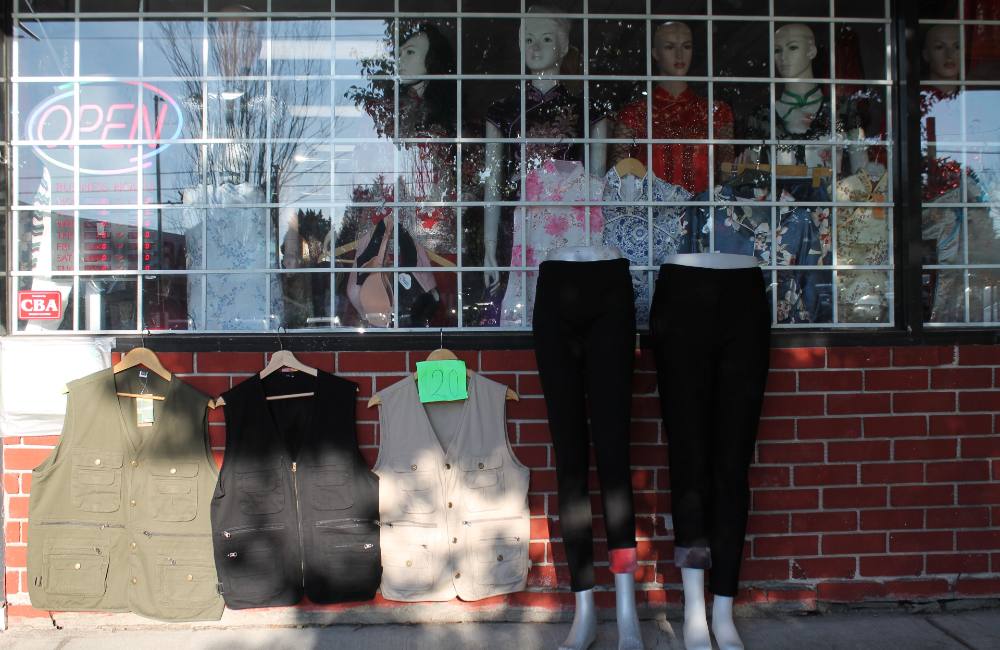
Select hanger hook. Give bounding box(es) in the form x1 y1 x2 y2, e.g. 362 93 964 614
140 328 150 349
276 326 286 351
439 328 444 350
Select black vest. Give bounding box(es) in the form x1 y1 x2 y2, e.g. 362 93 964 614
211 371 381 608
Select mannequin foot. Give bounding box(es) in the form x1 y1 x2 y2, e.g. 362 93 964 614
614 573 643 650
559 589 597 650
711 595 744 650
681 568 711 650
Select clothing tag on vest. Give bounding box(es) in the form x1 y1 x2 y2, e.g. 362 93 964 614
416 359 468 403
136 397 155 427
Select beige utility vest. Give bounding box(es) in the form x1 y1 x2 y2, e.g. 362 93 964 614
27 367 224 622
375 373 530 601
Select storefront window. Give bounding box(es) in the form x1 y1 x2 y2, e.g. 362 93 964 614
6 1 903 332
920 2 1000 325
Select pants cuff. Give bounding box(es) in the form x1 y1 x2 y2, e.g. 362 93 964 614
674 546 712 569
609 547 638 574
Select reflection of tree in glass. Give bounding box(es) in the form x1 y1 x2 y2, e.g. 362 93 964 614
155 17 325 195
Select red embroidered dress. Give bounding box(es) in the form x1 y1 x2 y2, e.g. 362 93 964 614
615 87 734 194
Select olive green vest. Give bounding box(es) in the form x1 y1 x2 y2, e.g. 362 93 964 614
27 367 224 622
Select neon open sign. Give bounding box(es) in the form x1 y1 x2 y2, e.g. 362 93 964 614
25 81 185 176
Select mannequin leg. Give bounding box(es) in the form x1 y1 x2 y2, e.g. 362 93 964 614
681 568 711 650
559 589 597 650
711 595 744 650
614 573 642 650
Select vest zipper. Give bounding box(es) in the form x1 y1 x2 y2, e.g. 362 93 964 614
292 460 306 589
142 530 212 538
384 520 437 529
315 518 380 529
220 523 285 538
461 516 523 526
38 520 125 530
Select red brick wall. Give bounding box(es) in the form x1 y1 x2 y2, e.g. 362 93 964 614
4 345 1000 622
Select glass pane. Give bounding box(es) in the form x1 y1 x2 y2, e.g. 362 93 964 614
80 22 139 77
144 21 204 78
838 270 890 323
78 211 139 271
78 275 138 331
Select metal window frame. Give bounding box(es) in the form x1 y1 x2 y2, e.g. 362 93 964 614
3 0 999 346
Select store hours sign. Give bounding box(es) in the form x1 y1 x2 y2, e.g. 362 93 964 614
25 81 184 176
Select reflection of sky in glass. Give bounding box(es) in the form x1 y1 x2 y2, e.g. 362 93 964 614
80 22 139 77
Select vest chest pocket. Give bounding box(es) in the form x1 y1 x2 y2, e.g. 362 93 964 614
236 467 285 515
473 537 525 587
42 541 110 598
157 558 218 606
312 465 354 511
150 463 199 522
460 453 504 512
393 463 436 515
71 450 123 513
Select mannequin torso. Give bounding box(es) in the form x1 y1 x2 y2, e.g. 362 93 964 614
547 245 623 262
662 252 759 270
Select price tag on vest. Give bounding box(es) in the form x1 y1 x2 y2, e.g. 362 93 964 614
136 397 155 427
416 360 468 403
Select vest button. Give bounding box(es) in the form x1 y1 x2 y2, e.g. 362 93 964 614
131 577 138 585
170 467 177 475
445 463 451 470
497 554 504 561
130 499 137 507
447 502 453 508
455 572 461 579
478 462 485 469
186 574 194 581
130 542 137 551
130 460 138 467
405 560 412 567
410 464 417 471
94 458 102 466
74 563 81 570
452 537 457 544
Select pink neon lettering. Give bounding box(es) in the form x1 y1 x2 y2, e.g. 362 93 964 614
100 103 134 148
37 104 72 146
78 104 105 136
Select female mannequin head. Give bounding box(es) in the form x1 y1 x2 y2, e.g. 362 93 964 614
398 23 455 84
521 6 572 76
923 24 960 81
774 23 817 79
652 22 694 77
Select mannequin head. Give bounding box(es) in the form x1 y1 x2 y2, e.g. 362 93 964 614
774 23 817 79
398 32 430 81
521 6 572 75
652 22 694 77
923 24 961 81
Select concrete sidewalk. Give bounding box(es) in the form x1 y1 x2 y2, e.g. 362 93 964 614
0 609 998 649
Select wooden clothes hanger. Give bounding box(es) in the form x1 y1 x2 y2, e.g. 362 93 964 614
614 157 647 180
367 340 519 408
112 346 171 402
212 339 320 408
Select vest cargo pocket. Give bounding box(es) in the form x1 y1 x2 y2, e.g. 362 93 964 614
158 558 218 606
473 537 525 587
382 545 433 592
220 524 286 600
71 450 123 513
314 520 380 573
236 467 285 515
460 453 504 512
312 465 354 511
43 547 110 597
150 463 199 522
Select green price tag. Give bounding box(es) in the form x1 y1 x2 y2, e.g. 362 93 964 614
416 359 468 403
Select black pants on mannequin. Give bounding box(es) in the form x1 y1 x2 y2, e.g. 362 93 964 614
532 258 637 592
650 263 771 597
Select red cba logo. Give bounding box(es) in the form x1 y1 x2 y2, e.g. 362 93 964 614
18 291 63 320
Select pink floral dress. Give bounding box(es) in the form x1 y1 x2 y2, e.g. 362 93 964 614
500 159 604 326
